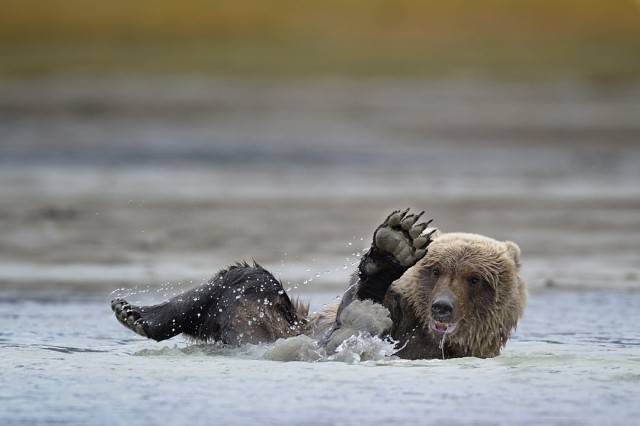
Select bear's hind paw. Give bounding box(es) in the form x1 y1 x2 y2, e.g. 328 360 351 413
111 298 148 337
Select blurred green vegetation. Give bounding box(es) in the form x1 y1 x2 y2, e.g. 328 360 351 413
1 0 639 79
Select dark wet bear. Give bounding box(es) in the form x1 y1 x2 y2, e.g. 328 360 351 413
112 209 526 359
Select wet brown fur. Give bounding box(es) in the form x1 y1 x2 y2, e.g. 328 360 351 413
386 233 526 358
312 232 526 358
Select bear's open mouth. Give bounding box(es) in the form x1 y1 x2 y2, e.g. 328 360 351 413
429 319 458 335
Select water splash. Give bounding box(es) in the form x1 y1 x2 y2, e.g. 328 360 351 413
133 300 398 364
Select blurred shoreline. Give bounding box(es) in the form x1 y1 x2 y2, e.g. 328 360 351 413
1 77 639 298
2 1 640 80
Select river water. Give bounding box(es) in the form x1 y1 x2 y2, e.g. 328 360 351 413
2 291 640 425
1 78 639 424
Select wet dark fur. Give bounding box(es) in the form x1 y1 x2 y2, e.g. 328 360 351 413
125 262 302 344
114 248 403 345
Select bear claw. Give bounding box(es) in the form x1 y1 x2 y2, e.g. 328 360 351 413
387 208 409 227
373 208 435 268
401 211 423 231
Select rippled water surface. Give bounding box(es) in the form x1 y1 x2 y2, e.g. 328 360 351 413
2 291 639 425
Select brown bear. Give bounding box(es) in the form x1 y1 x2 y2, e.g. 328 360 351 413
111 209 526 359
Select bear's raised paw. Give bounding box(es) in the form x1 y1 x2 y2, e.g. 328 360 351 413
373 208 436 267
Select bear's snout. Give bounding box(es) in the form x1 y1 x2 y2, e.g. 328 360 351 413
431 297 454 323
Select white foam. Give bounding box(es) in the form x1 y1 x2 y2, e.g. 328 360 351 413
328 333 397 363
134 299 398 363
324 299 394 353
263 335 324 362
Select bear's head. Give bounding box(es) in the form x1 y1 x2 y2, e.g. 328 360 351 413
400 232 526 358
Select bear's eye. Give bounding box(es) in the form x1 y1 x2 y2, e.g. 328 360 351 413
431 266 441 278
468 275 481 286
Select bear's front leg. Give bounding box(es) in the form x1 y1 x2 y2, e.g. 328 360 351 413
319 209 435 347
354 208 436 303
324 209 434 337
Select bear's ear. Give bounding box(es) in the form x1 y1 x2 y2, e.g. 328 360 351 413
504 241 521 269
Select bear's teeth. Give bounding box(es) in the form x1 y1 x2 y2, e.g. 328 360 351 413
430 320 456 334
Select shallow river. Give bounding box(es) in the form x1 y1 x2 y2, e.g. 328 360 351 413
1 78 639 424
2 291 639 425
